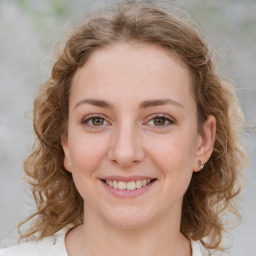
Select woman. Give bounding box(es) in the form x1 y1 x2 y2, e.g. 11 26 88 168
0 1 247 255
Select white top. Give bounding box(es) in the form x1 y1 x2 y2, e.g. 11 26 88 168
0 230 209 256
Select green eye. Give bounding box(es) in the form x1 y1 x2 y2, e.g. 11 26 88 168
82 116 109 128
92 118 104 126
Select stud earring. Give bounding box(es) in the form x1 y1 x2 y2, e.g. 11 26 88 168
198 159 204 170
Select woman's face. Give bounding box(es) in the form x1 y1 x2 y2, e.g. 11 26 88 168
62 42 214 229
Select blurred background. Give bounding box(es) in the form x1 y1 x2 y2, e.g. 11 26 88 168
0 0 255 255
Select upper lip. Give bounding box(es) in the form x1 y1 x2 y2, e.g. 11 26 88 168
100 175 156 182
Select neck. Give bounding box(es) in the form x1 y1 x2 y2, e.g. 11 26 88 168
66 207 191 256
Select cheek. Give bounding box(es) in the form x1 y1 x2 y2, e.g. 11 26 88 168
146 130 198 180
149 133 196 162
68 132 109 201
69 131 108 175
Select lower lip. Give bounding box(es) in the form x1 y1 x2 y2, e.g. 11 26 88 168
100 180 157 198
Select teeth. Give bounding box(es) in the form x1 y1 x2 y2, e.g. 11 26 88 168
135 180 142 189
118 181 126 190
127 181 136 190
113 180 118 189
105 179 152 190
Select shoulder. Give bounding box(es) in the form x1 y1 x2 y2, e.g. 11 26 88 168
0 232 68 256
191 240 211 256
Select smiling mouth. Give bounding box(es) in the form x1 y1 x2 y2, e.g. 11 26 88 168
101 179 157 191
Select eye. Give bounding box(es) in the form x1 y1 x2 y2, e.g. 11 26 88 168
146 114 175 128
90 117 105 126
82 115 110 128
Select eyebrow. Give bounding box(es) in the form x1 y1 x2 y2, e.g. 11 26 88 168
74 98 183 109
139 98 184 109
75 98 113 109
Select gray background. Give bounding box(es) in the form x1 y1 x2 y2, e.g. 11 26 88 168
0 0 255 255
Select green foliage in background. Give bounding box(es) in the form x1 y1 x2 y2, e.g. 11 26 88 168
13 0 88 50
10 0 255 52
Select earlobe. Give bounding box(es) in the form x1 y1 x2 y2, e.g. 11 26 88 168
61 135 72 173
198 159 205 170
194 115 216 172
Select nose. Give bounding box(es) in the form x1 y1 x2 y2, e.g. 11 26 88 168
107 122 145 168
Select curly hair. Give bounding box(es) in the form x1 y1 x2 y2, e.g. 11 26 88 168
19 0 247 250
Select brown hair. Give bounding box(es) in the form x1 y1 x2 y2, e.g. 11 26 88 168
19 0 247 251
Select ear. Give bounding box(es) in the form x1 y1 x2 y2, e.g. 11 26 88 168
61 135 72 173
193 115 216 172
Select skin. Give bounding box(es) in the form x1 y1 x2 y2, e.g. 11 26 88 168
62 42 216 256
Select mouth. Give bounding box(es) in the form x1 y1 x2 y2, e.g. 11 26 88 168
101 178 157 191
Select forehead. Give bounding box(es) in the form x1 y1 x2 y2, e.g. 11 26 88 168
70 42 195 108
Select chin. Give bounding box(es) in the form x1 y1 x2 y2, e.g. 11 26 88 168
103 208 154 230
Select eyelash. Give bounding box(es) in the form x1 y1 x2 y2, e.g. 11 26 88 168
82 114 110 129
145 114 175 128
81 114 175 129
